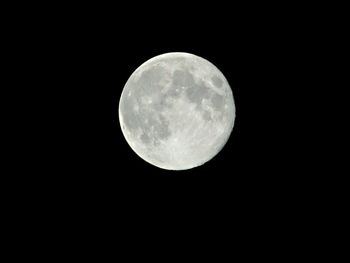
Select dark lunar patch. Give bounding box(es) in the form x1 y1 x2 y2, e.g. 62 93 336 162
202 110 212 121
172 70 195 87
211 93 224 110
186 80 211 106
140 133 151 144
212 75 223 88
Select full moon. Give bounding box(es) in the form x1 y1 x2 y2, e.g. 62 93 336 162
119 52 235 170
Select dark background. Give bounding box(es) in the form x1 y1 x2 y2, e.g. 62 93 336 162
106 17 304 216
13 0 322 233
14 3 315 209
9 4 323 248
22 6 305 207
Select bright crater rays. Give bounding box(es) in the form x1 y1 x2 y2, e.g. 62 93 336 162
119 52 235 170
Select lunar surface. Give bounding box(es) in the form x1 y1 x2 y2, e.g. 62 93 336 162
119 52 235 170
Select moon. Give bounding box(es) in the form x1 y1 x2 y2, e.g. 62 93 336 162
118 52 235 170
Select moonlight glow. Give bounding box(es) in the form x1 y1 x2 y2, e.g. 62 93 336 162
119 52 235 170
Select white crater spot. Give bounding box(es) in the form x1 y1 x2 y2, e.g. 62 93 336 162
118 52 236 170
